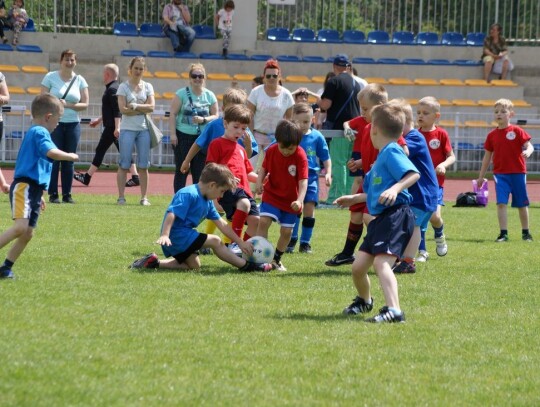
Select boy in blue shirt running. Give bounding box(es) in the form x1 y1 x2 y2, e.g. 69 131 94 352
334 102 419 323
0 94 79 279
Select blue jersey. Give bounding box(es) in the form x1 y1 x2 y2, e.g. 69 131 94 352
364 142 418 215
195 117 258 156
299 128 330 178
13 125 57 190
404 129 438 212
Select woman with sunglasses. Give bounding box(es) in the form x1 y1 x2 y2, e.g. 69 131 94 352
247 59 294 169
169 63 219 192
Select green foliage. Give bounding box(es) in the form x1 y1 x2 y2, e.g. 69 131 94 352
1 194 539 405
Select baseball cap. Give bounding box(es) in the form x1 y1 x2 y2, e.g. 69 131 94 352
333 54 351 67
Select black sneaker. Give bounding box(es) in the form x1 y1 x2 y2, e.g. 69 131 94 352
286 238 297 254
62 194 75 204
366 306 406 323
343 296 374 315
74 172 91 186
522 232 533 242
0 268 14 279
495 233 509 242
49 193 60 204
126 177 140 187
325 252 355 267
299 242 312 254
240 261 272 272
393 261 416 274
131 253 159 269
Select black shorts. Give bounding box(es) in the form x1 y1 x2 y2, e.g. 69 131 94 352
218 188 259 221
359 205 414 258
172 233 207 264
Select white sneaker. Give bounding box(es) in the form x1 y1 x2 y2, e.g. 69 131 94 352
228 243 243 257
271 259 287 271
435 235 448 256
140 198 151 206
415 250 429 262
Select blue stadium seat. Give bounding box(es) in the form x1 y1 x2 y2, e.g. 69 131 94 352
147 50 173 58
121 50 145 57
442 31 466 46
466 32 486 46
266 27 291 41
199 52 223 59
174 52 198 59
292 28 316 42
376 58 400 64
193 24 216 39
342 30 365 44
22 18 36 32
367 30 390 44
402 58 426 65
16 44 42 53
416 32 439 45
250 54 273 61
276 55 301 62
226 53 249 60
140 23 165 37
113 21 138 36
453 59 482 66
352 57 376 64
317 29 341 43
302 56 326 63
392 31 415 44
427 59 452 65
0 44 13 51
458 142 475 150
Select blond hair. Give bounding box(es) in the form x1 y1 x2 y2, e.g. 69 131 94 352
222 88 247 107
494 98 514 110
388 98 414 125
418 96 441 113
358 83 388 106
189 63 206 78
292 102 313 116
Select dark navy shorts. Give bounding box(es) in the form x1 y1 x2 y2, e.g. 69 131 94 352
218 188 259 221
10 178 44 228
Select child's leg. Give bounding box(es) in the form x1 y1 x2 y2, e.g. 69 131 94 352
299 202 316 244
0 219 31 257
351 251 373 301
158 257 193 270
518 206 530 230
276 226 293 253
400 226 421 260
497 203 508 231
373 254 401 310
350 176 361 195
205 234 245 268
287 214 302 251
244 215 259 240
256 216 273 239
343 211 364 255
231 198 250 237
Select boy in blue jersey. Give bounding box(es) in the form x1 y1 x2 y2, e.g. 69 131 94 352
0 94 79 279
286 102 331 254
131 163 272 272
390 100 439 274
335 102 419 323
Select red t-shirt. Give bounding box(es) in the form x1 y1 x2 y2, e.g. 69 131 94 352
348 116 369 153
359 123 407 174
419 126 453 187
261 144 308 214
206 136 254 196
484 125 531 174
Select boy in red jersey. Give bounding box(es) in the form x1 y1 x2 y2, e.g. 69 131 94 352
417 96 456 261
256 120 308 271
206 105 259 250
477 99 534 242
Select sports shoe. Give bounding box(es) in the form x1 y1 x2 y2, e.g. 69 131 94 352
200 248 213 255
0 268 14 279
435 235 448 256
342 296 374 315
73 172 91 186
130 253 159 269
522 232 533 242
49 193 60 204
140 198 151 206
126 177 140 187
495 233 509 242
415 250 429 263
228 243 243 257
299 242 312 254
62 194 75 204
366 306 406 323
117 197 126 205
285 238 297 254
240 261 273 272
325 252 355 267
393 261 416 274
271 259 287 271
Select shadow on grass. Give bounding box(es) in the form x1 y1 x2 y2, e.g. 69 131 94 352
269 312 363 322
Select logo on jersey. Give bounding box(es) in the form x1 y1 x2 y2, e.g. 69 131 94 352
288 165 297 176
429 139 441 149
506 131 516 140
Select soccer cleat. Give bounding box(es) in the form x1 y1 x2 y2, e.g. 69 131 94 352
393 261 416 274
200 248 213 255
325 252 355 267
271 259 287 271
343 296 374 315
49 193 60 204
240 261 272 272
140 198 151 206
228 243 243 257
299 242 313 254
435 235 448 256
126 177 140 187
495 233 509 242
366 306 406 323
285 238 297 254
522 233 533 242
130 253 159 269
73 172 91 186
0 268 14 279
415 250 429 263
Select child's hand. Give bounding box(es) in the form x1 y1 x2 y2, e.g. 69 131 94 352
156 235 172 246
68 153 79 161
379 187 397 206
333 194 355 208
290 200 302 212
343 128 357 142
325 173 332 187
435 164 446 175
475 178 486 188
242 131 251 145
347 159 361 172
522 150 532 158
0 182 9 193
239 240 254 257
40 197 46 211
180 160 190 174
255 183 263 195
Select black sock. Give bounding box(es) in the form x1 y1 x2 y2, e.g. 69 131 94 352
501 229 508 236
1 259 14 270
522 229 529 235
342 222 364 256
274 249 283 263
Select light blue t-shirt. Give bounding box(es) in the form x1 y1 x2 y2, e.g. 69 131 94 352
175 87 217 136
195 117 258 156
363 142 418 216
299 128 330 178
13 125 57 189
41 71 88 123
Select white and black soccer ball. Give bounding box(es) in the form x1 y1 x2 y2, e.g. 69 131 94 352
242 237 274 264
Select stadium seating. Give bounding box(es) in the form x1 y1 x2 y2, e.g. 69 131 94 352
22 18 36 32
121 50 145 57
147 51 173 58
276 55 301 62
402 58 426 65
207 73 233 80
376 58 400 64
302 56 326 63
193 25 216 39
466 32 486 46
414 78 439 85
0 44 13 51
26 86 41 94
440 78 465 86
174 52 198 59
250 54 273 61
415 32 439 45
292 28 316 42
465 79 491 87
477 99 496 106
199 52 223 59
153 71 180 79
266 27 291 41
388 78 414 85
226 54 249 60
234 74 256 81
442 32 466 46
453 59 482 66
367 30 390 44
140 23 165 38
352 57 376 64
0 64 19 72
491 79 518 87
311 75 326 83
16 45 42 53
342 30 365 44
427 59 452 65
392 31 415 44
317 29 341 43
453 99 478 106
284 75 311 83
8 86 25 94
365 77 388 84
21 65 47 74
113 21 138 36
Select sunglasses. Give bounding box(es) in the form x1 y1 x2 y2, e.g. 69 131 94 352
265 74 278 79
191 74 205 79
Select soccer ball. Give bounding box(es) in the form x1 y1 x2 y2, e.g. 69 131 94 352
242 237 274 264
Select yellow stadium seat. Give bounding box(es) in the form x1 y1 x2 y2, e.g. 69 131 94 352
21 65 48 74
414 78 439 86
477 99 497 107
464 120 490 128
365 77 388 84
180 72 190 79
440 79 465 86
217 94 224 101
405 98 419 106
511 99 532 107
0 64 19 72
438 99 452 106
234 73 256 81
464 79 491 87
207 73 233 81
308 95 318 104
143 71 154 78
26 86 41 95
8 86 26 94
491 79 518 87
284 75 312 83
153 92 162 99
438 119 459 128
162 92 176 99
154 71 180 79
388 78 414 85
452 99 478 107
311 75 326 83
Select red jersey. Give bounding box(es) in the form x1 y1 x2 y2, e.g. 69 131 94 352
348 116 369 153
206 136 254 196
419 126 453 186
484 125 531 174
261 144 308 214
359 123 406 174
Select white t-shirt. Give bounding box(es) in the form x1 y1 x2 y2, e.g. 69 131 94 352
248 85 294 135
117 80 154 131
217 9 234 31
0 72 4 122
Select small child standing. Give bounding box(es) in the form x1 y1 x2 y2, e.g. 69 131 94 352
286 102 331 254
417 96 455 261
0 94 79 279
477 99 534 242
335 102 419 323
215 0 235 58
256 120 308 271
131 163 272 272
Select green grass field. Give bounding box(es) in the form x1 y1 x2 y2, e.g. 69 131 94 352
1 194 539 406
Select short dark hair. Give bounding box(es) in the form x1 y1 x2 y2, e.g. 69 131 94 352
200 163 237 190
60 49 76 62
371 103 405 139
275 119 303 147
223 104 252 125
224 0 235 9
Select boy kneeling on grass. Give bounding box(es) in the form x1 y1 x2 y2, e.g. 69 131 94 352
131 162 273 272
335 103 419 323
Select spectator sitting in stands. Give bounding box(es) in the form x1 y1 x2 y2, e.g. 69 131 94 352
0 0 9 44
6 0 28 46
482 23 513 81
162 0 196 53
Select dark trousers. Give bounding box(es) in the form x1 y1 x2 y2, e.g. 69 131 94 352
92 126 119 168
173 130 205 193
48 122 80 196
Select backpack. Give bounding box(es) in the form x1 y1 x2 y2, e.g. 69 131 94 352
454 192 481 207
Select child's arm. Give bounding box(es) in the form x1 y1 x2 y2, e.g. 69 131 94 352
47 149 79 162
242 131 253 158
379 171 420 206
0 168 9 193
477 150 493 187
181 142 202 174
247 171 258 183
347 157 362 172
255 167 267 195
213 217 254 256
436 150 456 175
333 193 367 208
522 141 534 158
214 11 220 28
291 179 308 212
323 159 332 187
156 212 175 246
343 120 357 142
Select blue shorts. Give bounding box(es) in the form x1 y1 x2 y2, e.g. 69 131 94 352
359 205 415 258
348 151 363 177
437 186 445 206
304 175 319 204
218 188 259 221
10 178 43 228
411 206 434 231
259 201 297 228
119 129 151 169
493 173 529 207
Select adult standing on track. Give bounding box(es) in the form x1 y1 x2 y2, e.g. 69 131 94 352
41 49 89 204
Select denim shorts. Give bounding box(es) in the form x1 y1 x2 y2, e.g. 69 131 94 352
119 129 151 169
